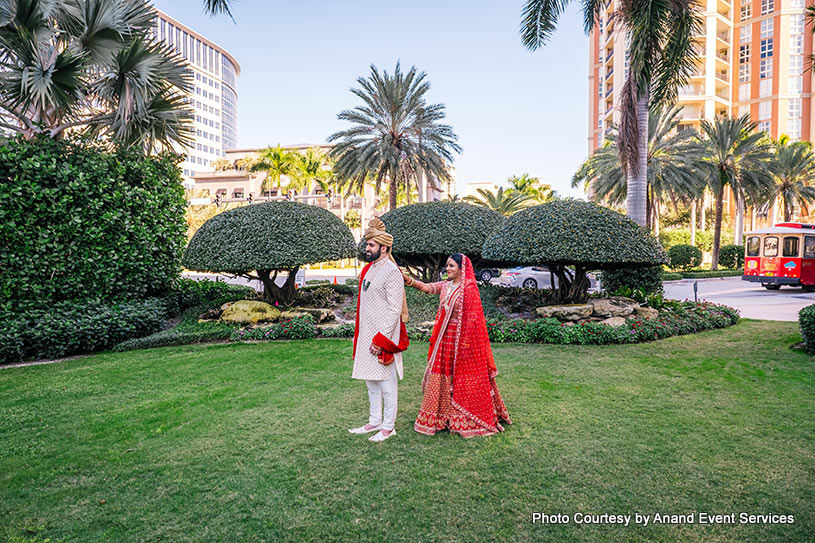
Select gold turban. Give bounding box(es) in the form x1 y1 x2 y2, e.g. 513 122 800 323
365 217 409 323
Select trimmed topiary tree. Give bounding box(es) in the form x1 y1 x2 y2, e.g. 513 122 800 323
482 199 668 303
375 202 506 281
718 244 745 270
182 201 356 305
668 244 703 271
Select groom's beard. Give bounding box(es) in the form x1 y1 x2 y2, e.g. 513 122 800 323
364 248 381 262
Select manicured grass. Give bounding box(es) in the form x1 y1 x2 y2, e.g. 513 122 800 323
0 320 812 542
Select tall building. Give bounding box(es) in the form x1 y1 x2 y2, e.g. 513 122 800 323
589 0 813 151
152 9 240 181
588 0 814 225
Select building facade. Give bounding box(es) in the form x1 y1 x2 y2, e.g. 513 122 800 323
588 0 815 225
152 9 240 181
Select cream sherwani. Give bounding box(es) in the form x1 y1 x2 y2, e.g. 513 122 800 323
352 257 405 381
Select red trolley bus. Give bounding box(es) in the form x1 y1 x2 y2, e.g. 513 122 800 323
742 222 815 290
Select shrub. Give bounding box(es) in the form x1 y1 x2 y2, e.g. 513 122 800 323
659 229 716 252
163 278 256 316
601 265 664 296
183 201 356 305
799 305 815 354
484 199 667 303
678 270 743 279
663 272 683 281
1 299 168 364
718 244 745 270
320 323 356 338
296 285 352 308
377 202 505 281
668 244 703 271
0 136 187 313
231 315 318 341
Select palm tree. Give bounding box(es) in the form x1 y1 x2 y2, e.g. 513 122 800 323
203 0 233 17
464 187 531 216
521 0 700 227
328 63 461 210
507 173 555 203
698 115 776 270
767 138 815 223
573 107 707 234
0 0 192 151
249 145 298 195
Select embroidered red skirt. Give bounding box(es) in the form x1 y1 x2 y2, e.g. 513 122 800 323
414 320 511 438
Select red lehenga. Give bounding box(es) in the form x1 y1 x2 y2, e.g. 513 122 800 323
413 255 511 438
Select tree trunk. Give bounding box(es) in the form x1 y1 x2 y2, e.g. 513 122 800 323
770 195 778 224
389 177 398 210
653 200 660 237
257 268 299 306
699 194 706 230
690 203 697 246
711 186 725 271
645 186 652 231
549 265 589 304
625 94 649 227
734 190 745 245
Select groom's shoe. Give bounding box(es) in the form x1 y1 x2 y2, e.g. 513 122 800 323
369 429 396 442
348 423 381 434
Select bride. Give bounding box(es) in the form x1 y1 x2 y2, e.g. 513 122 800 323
404 253 511 437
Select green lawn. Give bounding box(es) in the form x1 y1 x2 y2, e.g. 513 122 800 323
1 320 812 543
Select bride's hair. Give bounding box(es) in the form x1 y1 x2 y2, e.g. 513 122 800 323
449 253 464 269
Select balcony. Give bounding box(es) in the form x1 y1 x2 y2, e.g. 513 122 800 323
605 50 614 63
716 50 730 63
605 68 614 80
677 107 704 120
715 69 729 82
717 31 730 45
678 84 705 96
604 105 613 117
605 85 614 97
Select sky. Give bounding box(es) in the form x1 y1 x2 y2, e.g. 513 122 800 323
152 0 591 198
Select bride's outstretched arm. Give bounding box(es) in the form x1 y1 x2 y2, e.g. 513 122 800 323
403 273 442 295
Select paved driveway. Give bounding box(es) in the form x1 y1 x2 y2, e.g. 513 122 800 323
663 277 814 321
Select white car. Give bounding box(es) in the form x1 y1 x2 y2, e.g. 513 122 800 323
497 266 600 290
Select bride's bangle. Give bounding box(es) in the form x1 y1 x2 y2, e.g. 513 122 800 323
407 277 414 287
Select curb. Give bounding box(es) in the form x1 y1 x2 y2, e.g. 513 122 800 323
664 276 743 284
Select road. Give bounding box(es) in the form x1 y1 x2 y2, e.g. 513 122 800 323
663 277 813 321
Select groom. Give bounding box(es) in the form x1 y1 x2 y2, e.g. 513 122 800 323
349 218 409 443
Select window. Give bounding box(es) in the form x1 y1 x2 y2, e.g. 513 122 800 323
759 79 772 96
760 38 772 58
758 120 771 132
739 105 750 117
747 237 761 256
789 98 802 117
790 34 803 54
764 236 779 256
791 0 804 7
758 101 771 119
739 44 750 64
789 76 802 93
760 0 773 14
805 236 815 258
740 0 751 20
760 18 773 38
783 237 800 257
790 55 803 75
760 57 772 79
791 13 804 34
739 63 750 83
787 119 802 140
740 24 752 43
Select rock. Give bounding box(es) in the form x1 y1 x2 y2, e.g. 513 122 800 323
292 307 335 323
280 310 310 320
589 297 638 318
535 304 594 321
219 300 281 324
634 306 659 321
198 307 223 321
600 316 627 327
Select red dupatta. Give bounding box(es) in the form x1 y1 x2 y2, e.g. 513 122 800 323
446 256 501 433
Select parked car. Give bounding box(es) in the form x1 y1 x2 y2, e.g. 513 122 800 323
474 267 500 282
497 266 600 290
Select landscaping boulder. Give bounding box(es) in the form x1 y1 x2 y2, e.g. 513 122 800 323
292 307 334 323
280 310 310 320
600 316 627 327
589 297 639 318
220 301 281 324
536 304 594 321
634 306 660 321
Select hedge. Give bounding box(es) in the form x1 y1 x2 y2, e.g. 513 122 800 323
799 305 815 354
601 265 664 296
718 244 745 270
0 136 187 313
406 301 739 345
376 202 505 281
1 298 169 364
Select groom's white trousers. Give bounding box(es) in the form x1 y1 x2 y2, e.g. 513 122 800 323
365 363 398 430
